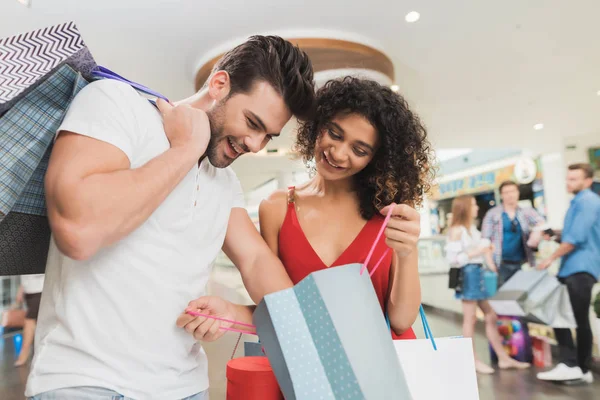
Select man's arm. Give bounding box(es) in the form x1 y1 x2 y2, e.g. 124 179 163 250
46 96 209 260
538 204 589 269
222 208 293 304
480 209 494 239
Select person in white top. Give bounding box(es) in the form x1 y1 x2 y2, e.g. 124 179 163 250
13 274 45 367
445 195 530 374
25 36 315 400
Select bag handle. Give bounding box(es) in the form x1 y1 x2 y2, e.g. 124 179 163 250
360 204 395 276
186 311 257 335
91 66 170 102
386 305 437 350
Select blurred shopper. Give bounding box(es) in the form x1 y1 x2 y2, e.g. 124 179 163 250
537 163 600 384
446 195 530 374
13 274 45 367
481 180 545 286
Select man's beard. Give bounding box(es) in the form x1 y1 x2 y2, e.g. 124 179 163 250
205 101 230 168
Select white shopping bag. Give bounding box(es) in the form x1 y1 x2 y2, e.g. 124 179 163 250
394 337 479 400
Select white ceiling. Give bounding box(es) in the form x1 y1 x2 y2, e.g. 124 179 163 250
3 0 600 191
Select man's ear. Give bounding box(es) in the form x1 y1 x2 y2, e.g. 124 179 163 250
207 70 231 101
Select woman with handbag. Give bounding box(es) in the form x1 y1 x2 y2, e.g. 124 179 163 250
13 274 45 367
445 195 530 374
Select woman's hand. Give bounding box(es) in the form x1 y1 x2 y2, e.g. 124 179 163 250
380 203 421 258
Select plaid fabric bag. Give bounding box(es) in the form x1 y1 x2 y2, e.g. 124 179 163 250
0 21 96 276
0 64 89 276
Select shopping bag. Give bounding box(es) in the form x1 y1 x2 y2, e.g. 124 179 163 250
488 270 576 328
253 208 411 400
0 21 97 115
0 64 89 276
253 263 410 400
394 337 479 400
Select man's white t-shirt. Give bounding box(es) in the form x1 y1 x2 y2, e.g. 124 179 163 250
25 80 245 399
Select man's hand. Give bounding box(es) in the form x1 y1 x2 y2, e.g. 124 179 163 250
157 99 211 158
537 258 553 270
176 296 236 342
380 204 421 258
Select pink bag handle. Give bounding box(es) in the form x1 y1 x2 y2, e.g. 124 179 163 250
186 310 257 335
360 204 395 276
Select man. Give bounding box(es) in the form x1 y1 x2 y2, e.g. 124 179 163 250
536 163 600 384
25 36 315 400
481 180 545 285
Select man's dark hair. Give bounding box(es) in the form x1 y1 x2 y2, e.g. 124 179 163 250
499 180 519 194
211 35 315 120
568 163 594 179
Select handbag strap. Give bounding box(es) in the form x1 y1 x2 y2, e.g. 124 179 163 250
91 66 170 102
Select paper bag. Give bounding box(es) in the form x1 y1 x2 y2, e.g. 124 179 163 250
488 270 576 328
394 337 479 400
253 263 411 400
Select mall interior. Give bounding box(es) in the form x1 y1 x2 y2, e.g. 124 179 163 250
1 1 600 399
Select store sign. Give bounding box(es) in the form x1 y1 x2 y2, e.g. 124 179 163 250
431 165 517 200
438 171 496 198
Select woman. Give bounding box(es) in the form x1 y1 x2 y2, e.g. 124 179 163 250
14 274 45 367
446 195 530 373
258 77 434 339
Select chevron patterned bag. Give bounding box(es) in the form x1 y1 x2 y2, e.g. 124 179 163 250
0 21 96 116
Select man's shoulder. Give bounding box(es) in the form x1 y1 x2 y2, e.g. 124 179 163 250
80 78 141 102
580 189 600 205
485 205 503 218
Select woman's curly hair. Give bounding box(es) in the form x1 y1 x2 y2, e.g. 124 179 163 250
294 77 435 220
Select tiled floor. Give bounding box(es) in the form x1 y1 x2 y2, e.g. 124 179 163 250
2 308 599 400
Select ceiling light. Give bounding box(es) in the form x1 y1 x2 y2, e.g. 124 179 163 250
390 84 399 92
405 11 420 23
597 90 600 96
17 0 31 6
533 123 544 130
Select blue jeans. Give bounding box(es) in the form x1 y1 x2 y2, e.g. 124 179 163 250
498 262 522 287
28 386 209 400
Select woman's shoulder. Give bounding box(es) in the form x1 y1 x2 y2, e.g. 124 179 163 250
448 226 466 241
259 189 289 216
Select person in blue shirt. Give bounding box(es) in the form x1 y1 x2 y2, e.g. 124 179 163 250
481 181 545 286
536 163 600 384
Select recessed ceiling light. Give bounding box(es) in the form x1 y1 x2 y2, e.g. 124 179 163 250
390 84 399 92
597 90 600 96
405 11 420 23
533 123 544 130
17 0 31 6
